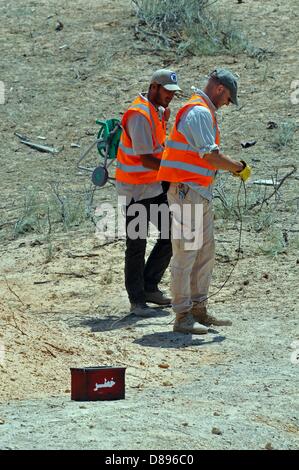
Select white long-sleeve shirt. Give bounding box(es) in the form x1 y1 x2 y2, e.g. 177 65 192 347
177 89 219 201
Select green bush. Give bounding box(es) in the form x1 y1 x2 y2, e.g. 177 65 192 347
272 121 297 151
132 0 253 56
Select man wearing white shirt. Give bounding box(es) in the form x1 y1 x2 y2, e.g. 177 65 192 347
116 69 181 317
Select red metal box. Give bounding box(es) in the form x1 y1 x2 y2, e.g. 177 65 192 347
70 366 126 401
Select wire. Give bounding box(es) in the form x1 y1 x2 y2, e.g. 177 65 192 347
167 180 245 325
199 179 244 303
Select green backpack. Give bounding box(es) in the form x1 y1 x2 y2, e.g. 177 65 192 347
77 118 122 187
96 118 122 160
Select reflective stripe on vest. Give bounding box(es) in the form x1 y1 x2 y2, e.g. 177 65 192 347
159 159 215 177
130 103 151 117
165 140 193 152
116 161 153 173
157 95 219 187
118 141 163 156
166 138 216 155
116 95 166 184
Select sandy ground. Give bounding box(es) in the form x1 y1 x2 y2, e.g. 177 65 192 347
0 0 298 450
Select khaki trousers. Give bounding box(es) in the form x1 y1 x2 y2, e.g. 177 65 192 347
167 183 215 314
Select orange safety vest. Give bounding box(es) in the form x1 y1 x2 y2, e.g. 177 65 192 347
157 95 219 186
115 95 166 184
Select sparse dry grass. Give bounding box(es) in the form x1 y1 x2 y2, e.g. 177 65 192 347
132 0 260 56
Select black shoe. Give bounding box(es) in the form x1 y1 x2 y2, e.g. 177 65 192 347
144 290 171 306
130 303 158 317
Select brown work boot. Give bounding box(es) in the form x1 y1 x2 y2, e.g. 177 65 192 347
173 312 209 335
192 304 232 326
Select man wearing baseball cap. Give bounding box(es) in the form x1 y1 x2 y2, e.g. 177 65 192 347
157 68 251 334
209 68 239 105
116 69 181 317
150 69 182 92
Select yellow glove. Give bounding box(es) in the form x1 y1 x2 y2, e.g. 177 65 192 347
233 160 252 182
